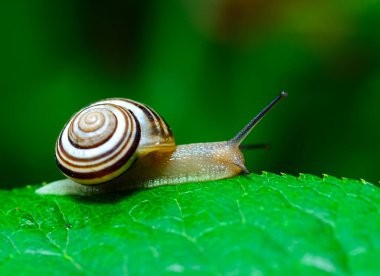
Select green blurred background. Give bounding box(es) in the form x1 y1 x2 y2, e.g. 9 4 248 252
1 0 379 188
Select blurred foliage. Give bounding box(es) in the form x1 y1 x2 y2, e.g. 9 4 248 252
0 0 379 188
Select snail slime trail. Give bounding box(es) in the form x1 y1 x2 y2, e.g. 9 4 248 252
37 93 287 196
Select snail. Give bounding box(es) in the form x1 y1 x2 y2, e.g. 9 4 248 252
36 92 287 196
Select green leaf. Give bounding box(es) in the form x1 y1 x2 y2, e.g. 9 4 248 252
1 173 379 275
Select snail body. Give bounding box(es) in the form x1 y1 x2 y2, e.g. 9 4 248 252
37 93 287 196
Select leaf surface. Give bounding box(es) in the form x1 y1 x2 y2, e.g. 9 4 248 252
1 173 379 275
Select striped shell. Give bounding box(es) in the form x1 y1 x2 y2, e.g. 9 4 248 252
56 99 175 185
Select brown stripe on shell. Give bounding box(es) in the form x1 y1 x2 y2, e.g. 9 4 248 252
57 126 140 180
159 116 174 141
56 116 121 165
56 106 134 165
102 98 173 142
124 99 161 136
145 105 173 140
68 106 93 148
56 111 141 181
144 105 165 137
124 99 155 122
56 105 129 163
56 106 133 165
67 107 118 150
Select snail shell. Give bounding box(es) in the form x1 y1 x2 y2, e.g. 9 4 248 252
56 99 175 185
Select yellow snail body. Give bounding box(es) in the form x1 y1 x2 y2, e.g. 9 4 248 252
36 92 287 196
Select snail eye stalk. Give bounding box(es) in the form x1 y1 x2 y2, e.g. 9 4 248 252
229 91 287 146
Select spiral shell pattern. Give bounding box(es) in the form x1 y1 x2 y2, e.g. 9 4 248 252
56 99 175 185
